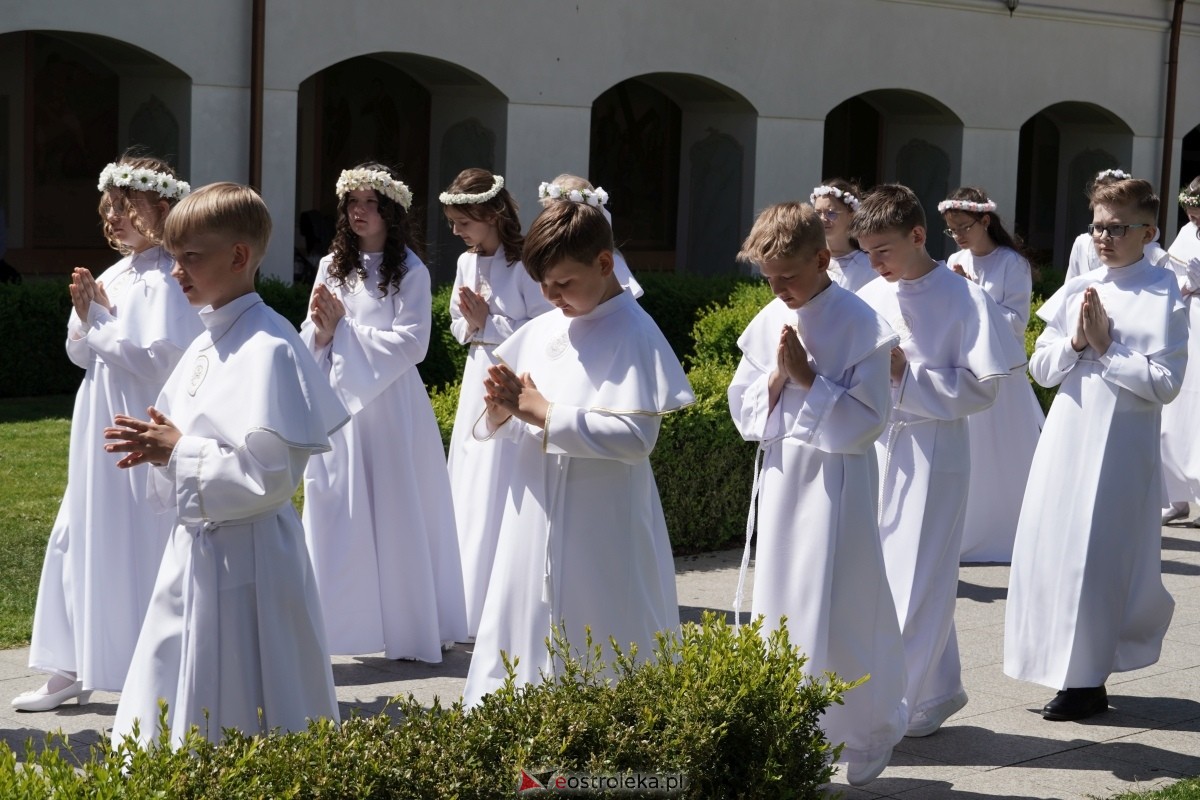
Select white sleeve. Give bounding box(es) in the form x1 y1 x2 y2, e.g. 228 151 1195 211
448 258 476 344
323 266 432 413
1097 305 1188 404
161 431 305 525
895 360 1001 420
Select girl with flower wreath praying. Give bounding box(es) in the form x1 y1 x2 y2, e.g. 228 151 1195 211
537 174 643 299
1160 176 1200 526
940 187 1045 563
441 167 553 638
300 162 466 661
1067 169 1168 279
811 179 876 292
14 153 202 713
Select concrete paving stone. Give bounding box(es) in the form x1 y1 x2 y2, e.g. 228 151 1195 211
1010 743 1186 799
889 770 1082 799
981 704 1163 747
950 689 1031 721
827 748 985 796
1103 671 1200 726
957 624 1006 669
893 719 1082 770
953 600 1004 634
1096 726 1200 777
959 664 1051 704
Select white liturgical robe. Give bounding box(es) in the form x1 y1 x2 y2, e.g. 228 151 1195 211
946 246 1044 563
728 284 908 765
828 249 876 293
462 290 693 708
301 252 467 661
446 251 553 638
858 264 1026 720
1005 259 1185 689
1160 223 1200 506
30 247 201 692
112 293 349 747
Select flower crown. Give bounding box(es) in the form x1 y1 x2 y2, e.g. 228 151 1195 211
810 185 860 211
1179 189 1200 207
538 181 610 207
1095 169 1132 182
440 174 505 205
937 198 997 214
336 168 413 211
97 162 190 200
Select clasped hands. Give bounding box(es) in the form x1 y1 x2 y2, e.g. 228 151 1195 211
69 267 111 322
104 407 181 468
457 286 489 331
310 284 346 348
483 364 548 429
1070 286 1112 355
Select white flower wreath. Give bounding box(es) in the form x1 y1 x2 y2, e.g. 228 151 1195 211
937 198 998 214
336 168 413 211
440 174 505 205
538 181 610 207
809 185 860 211
1179 189 1200 208
98 162 191 200
1095 169 1132 181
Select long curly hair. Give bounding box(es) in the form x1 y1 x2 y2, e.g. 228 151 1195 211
441 167 523 265
328 162 417 297
943 186 1022 254
97 152 182 255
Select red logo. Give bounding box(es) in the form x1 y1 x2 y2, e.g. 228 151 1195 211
517 769 545 792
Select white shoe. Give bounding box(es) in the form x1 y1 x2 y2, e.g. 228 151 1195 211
846 746 893 786
11 679 90 712
1163 504 1189 524
905 689 968 737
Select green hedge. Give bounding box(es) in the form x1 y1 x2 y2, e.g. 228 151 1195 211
0 281 80 398
1 616 850 799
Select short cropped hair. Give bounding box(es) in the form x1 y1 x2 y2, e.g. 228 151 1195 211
849 184 926 238
522 201 614 282
737 202 826 265
163 182 273 269
1090 178 1159 221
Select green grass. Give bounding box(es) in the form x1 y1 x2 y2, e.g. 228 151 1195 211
1107 779 1200 799
0 395 74 648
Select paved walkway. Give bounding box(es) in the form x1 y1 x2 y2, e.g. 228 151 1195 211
2 524 1199 798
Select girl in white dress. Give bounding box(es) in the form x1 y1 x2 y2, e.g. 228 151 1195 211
442 168 552 638
302 163 466 662
537 174 643 299
14 155 200 711
811 179 876 292
941 187 1045 562
1160 175 1200 525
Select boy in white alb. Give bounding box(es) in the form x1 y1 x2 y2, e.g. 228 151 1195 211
105 183 348 746
462 201 693 707
1005 179 1185 721
728 202 907 787
1066 169 1167 279
854 185 1025 737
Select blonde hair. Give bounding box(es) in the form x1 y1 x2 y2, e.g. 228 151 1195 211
539 173 593 207
98 154 181 254
163 183 273 269
737 202 826 265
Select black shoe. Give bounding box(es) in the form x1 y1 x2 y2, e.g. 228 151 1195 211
1042 686 1108 721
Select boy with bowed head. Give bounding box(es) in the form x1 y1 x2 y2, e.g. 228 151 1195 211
1005 179 1186 721
462 200 693 708
854 184 1025 737
727 201 907 787
104 183 349 746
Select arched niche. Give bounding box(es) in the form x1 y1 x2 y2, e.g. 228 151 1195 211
590 73 756 275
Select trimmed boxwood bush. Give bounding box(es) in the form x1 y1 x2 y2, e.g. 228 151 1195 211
0 615 851 799
0 280 80 398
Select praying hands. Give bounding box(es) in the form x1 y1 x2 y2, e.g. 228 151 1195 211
104 408 181 468
1071 286 1112 355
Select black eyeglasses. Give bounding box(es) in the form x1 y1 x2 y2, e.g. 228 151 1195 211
943 220 979 239
1087 223 1149 239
